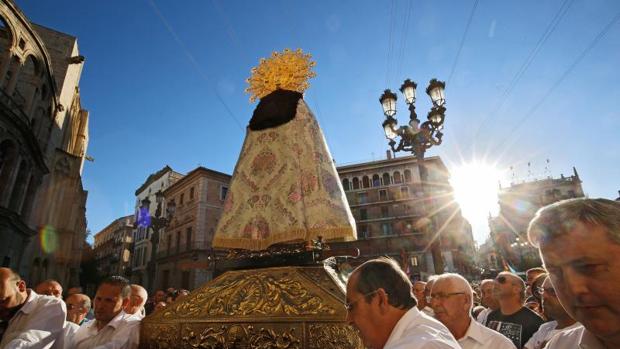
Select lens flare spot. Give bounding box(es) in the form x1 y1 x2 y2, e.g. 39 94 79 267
40 225 58 254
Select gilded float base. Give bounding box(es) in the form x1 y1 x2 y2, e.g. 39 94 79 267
139 265 363 349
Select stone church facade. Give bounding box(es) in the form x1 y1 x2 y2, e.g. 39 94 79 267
0 0 89 288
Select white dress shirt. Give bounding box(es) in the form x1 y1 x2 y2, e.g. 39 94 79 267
544 325 607 349
383 307 461 349
457 317 517 349
70 311 139 349
523 320 581 349
422 306 435 317
475 308 492 326
0 289 66 349
62 322 80 349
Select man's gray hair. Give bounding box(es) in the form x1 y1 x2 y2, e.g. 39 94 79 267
433 273 474 311
528 198 620 247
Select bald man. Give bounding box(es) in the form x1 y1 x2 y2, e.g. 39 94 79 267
35 279 63 299
0 267 66 348
124 284 147 321
476 279 499 326
486 272 544 348
430 273 516 349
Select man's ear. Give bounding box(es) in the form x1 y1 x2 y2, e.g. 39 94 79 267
17 280 26 292
377 288 390 314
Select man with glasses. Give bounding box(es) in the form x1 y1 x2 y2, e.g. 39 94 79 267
485 272 544 348
63 293 91 347
345 257 459 349
430 273 516 349
523 277 579 349
528 198 620 349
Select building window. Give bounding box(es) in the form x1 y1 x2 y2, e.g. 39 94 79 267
190 187 195 200
167 235 172 255
186 227 192 251
400 186 409 198
359 208 368 220
379 189 388 201
393 171 402 184
362 176 370 188
352 177 360 190
180 193 184 205
381 223 392 235
181 271 190 290
381 206 389 218
382 173 391 186
357 192 368 204
358 224 368 239
342 178 350 191
411 256 419 267
221 186 228 201
176 231 181 253
372 174 381 187
404 169 412 182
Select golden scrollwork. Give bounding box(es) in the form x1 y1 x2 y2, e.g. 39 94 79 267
245 48 316 102
140 323 178 349
181 324 301 349
159 268 337 320
308 324 363 349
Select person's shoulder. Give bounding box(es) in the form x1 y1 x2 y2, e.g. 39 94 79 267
518 306 545 322
545 325 585 348
31 291 65 312
472 320 518 348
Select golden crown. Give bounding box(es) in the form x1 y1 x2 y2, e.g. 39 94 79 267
245 48 316 102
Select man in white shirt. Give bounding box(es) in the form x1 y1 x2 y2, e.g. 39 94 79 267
70 276 139 349
412 281 434 317
124 284 147 321
523 276 580 349
528 198 620 349
63 293 91 348
475 279 498 326
345 257 460 349
0 267 66 349
430 273 516 349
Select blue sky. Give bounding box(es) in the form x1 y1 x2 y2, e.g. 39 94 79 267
18 0 620 244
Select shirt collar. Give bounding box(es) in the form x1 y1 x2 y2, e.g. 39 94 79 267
461 317 485 344
91 311 129 331
579 327 606 349
385 307 422 346
18 289 39 315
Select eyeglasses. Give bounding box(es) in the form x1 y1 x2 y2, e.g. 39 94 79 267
428 292 466 302
345 289 382 311
535 287 556 297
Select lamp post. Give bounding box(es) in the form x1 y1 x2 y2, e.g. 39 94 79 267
379 78 447 274
140 190 176 292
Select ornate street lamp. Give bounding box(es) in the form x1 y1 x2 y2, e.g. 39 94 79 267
379 78 447 274
140 190 176 292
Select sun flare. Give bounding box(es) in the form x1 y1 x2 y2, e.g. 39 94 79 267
450 162 503 236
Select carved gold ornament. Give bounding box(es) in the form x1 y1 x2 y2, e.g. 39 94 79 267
245 48 316 102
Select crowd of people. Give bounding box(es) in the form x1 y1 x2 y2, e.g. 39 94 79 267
0 197 617 349
0 269 189 348
345 198 620 349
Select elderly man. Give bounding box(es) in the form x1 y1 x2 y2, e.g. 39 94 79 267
528 198 620 349
476 279 499 326
524 276 579 349
430 273 516 349
525 268 546 297
346 257 459 349
124 284 147 320
35 279 63 299
485 271 544 348
65 293 91 326
0 267 66 348
70 276 139 349
412 281 434 316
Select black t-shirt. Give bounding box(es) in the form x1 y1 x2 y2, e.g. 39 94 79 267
486 307 545 348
